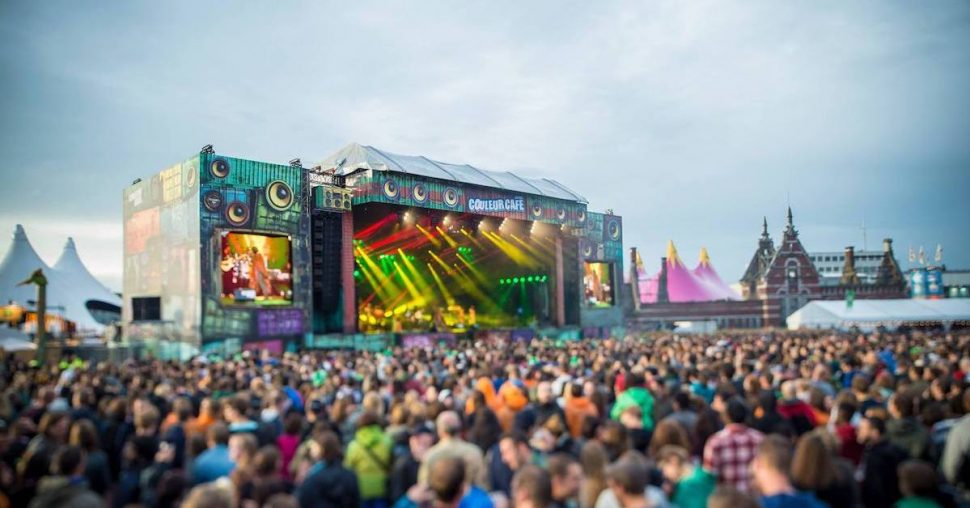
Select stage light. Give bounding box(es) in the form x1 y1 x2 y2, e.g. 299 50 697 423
201 144 214 154
513 277 520 283
527 276 534 282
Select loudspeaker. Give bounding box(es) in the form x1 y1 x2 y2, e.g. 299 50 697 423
311 211 343 332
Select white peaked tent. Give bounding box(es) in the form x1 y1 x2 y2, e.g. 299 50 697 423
49 237 122 335
787 299 970 331
0 225 121 337
0 225 51 306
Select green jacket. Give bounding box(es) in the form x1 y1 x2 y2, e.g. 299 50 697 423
671 467 716 508
344 425 392 500
610 387 655 429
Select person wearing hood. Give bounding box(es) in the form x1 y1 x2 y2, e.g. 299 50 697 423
610 372 654 431
345 411 393 508
887 391 932 461
565 383 599 438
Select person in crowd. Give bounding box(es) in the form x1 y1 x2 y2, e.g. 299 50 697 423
941 388 970 499
602 452 652 508
790 429 858 507
656 445 714 508
750 434 827 508
662 392 697 435
896 460 957 508
565 383 599 439
610 372 654 431
68 419 111 496
752 391 795 438
420 410 488 489
391 423 435 502
513 465 553 508
548 454 583 508
858 414 910 508
578 441 609 508
192 422 235 485
703 397 763 492
295 431 360 508
777 380 817 436
887 390 932 462
345 411 393 508
706 487 759 508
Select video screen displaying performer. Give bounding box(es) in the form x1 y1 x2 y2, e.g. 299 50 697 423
220 232 293 306
584 262 614 307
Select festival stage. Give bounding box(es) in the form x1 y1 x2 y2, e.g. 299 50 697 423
123 143 625 356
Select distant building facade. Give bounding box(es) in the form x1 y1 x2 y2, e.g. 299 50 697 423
630 207 908 329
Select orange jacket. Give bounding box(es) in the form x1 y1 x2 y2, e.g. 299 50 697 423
564 396 599 438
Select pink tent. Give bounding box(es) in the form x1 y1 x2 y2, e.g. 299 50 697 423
692 247 740 301
637 242 739 303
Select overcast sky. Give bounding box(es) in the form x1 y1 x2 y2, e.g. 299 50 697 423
1 1 968 292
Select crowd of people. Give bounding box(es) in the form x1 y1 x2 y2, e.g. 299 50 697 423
1 329 970 508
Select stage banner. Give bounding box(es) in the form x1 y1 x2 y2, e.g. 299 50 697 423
510 328 536 342
400 332 457 349
255 309 304 337
465 190 528 220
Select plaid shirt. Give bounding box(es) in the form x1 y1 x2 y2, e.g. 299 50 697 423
703 423 764 492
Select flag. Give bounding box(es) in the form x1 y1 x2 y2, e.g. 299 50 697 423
909 246 916 263
935 244 943 263
918 246 926 266
846 289 855 309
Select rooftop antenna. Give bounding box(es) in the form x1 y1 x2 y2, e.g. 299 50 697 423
860 214 868 251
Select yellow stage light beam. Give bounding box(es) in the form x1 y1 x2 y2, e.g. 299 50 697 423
397 248 432 292
459 228 485 249
483 230 537 267
394 263 424 304
427 263 456 306
509 234 554 263
415 224 442 249
356 246 402 295
456 252 489 285
356 258 392 304
449 264 501 313
428 250 455 275
435 226 458 248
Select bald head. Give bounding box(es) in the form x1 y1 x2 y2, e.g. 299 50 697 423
436 410 462 439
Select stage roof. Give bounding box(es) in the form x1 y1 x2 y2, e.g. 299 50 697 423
317 142 588 204
787 298 970 331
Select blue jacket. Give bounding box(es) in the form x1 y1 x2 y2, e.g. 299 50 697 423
191 445 234 485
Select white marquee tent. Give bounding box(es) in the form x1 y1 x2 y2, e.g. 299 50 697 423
0 225 121 337
787 298 970 331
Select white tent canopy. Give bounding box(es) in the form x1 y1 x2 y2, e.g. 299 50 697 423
787 298 970 331
0 225 121 337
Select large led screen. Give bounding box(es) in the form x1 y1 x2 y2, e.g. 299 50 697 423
584 262 614 307
220 232 293 306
